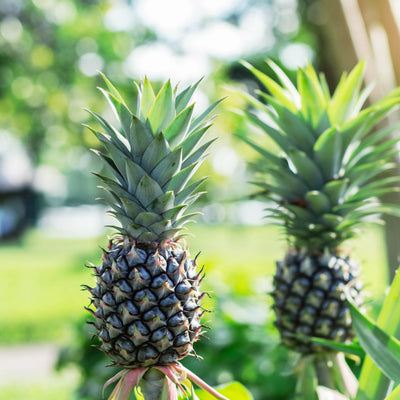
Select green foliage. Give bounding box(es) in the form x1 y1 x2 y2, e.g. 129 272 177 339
88 75 217 241
195 381 254 399
349 301 400 385
182 293 296 400
0 377 75 400
354 267 400 400
0 1 146 164
239 60 400 251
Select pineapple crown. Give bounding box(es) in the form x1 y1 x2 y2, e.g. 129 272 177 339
240 60 400 251
86 75 220 242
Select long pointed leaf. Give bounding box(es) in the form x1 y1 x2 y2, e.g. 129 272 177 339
314 127 342 179
348 299 400 384
383 383 400 400
141 132 170 173
128 116 154 161
297 66 326 127
174 177 207 205
85 109 131 157
289 149 324 188
91 149 127 188
175 77 203 114
166 162 200 193
237 134 286 167
182 138 216 169
329 61 365 124
244 111 291 153
138 77 155 121
267 59 300 107
181 125 211 160
135 174 164 208
241 59 297 113
97 87 132 140
99 72 130 110
190 98 224 132
165 104 194 146
357 268 400 400
147 80 175 133
151 148 183 188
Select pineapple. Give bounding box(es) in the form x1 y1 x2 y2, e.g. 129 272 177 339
239 60 400 354
84 76 225 399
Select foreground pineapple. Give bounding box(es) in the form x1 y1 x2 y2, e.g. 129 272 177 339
240 60 400 355
85 76 226 399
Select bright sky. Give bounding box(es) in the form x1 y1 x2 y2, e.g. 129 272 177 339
101 0 305 83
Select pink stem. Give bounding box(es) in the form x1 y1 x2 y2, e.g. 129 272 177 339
103 367 147 400
103 369 128 397
155 365 188 397
180 365 230 400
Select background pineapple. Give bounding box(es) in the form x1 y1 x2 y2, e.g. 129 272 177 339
84 75 225 399
239 60 400 393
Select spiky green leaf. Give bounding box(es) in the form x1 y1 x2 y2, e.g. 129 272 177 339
175 178 207 206
175 78 203 113
164 104 194 146
244 111 291 154
166 162 201 194
124 158 147 193
128 116 154 162
289 149 324 188
182 139 216 169
297 65 326 127
241 60 297 113
266 166 309 197
137 77 155 121
314 127 342 179
348 299 400 384
141 132 170 173
266 102 315 153
151 148 183 188
190 98 224 132
85 110 131 157
134 212 163 228
147 80 175 133
267 59 300 107
236 134 286 167
329 61 366 124
135 174 164 208
92 149 127 188
305 191 331 215
99 72 130 110
181 125 211 160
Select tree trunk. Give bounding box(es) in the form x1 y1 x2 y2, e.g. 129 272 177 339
317 0 400 280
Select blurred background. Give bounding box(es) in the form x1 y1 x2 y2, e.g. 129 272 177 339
1 0 400 399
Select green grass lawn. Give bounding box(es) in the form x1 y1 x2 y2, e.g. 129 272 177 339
1 224 390 345
0 371 77 400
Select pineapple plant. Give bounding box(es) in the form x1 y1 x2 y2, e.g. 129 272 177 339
84 75 227 400
239 60 400 395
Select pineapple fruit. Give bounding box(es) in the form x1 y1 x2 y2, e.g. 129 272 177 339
84 76 225 399
239 60 400 354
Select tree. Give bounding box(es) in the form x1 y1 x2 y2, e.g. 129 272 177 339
317 0 400 280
